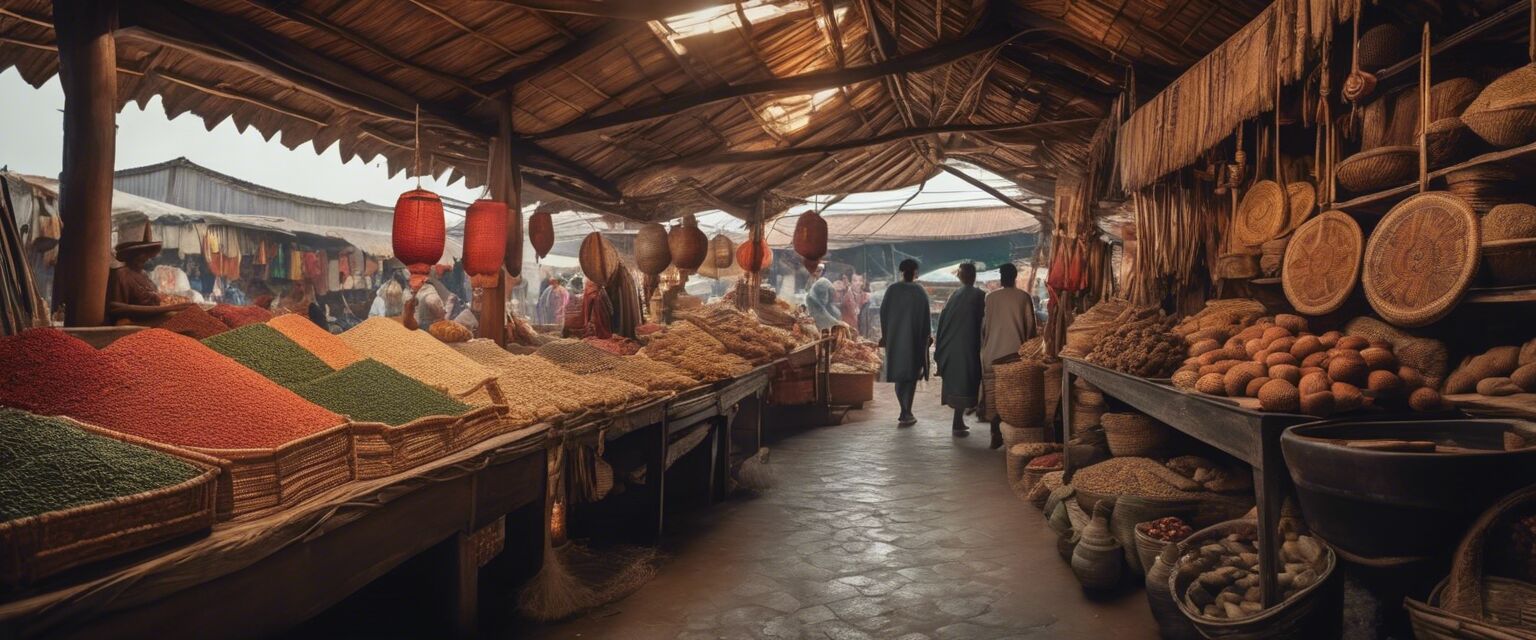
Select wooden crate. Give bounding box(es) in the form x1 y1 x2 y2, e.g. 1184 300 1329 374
828 372 875 407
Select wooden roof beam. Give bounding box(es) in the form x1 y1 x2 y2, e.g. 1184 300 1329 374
664 118 1097 168
527 24 1016 140
487 0 727 21
475 21 632 95
118 0 620 199
937 164 1051 224
238 0 490 100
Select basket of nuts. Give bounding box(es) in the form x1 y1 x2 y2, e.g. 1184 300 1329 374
1170 519 1338 638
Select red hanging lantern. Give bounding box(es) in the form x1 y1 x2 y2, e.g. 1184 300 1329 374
736 238 772 273
462 198 508 288
393 188 445 291
529 210 554 260
792 209 828 273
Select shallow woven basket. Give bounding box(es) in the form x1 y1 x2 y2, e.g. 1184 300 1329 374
1446 165 1525 214
1336 145 1417 193
0 416 222 587
1463 65 1536 148
1233 180 1288 250
1215 252 1260 280
1363 192 1481 327
191 422 356 519
350 403 507 480
1171 519 1339 638
1407 484 1536 640
1101 412 1171 457
1482 208 1536 287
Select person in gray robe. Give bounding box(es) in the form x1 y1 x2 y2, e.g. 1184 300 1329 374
805 264 844 331
980 263 1038 448
879 259 931 426
934 262 985 434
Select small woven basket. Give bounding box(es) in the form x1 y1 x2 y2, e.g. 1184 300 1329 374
1135 526 1178 580
1357 23 1405 71
1463 65 1536 148
1407 484 1536 640
1101 412 1171 457
995 359 1045 428
1336 145 1417 193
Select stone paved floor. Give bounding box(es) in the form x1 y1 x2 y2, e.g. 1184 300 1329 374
521 381 1158 640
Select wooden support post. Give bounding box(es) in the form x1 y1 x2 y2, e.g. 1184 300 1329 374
52 0 117 327
450 530 479 637
481 98 521 345
641 420 667 545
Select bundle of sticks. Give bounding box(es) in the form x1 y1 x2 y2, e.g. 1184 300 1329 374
0 176 44 336
1126 171 1225 307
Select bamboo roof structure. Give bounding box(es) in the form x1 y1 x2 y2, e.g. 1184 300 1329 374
0 0 1273 223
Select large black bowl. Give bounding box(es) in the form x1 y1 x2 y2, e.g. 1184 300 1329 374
1281 418 1536 561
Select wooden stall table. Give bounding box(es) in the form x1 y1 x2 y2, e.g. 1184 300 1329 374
0 425 550 639
1061 357 1312 607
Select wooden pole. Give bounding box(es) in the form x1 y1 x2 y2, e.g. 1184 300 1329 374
481 100 513 345
52 0 117 327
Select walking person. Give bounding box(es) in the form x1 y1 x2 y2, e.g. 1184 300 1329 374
879 259 931 426
979 263 1039 448
934 263 985 435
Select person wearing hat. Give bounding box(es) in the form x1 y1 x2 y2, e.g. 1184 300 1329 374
105 227 190 325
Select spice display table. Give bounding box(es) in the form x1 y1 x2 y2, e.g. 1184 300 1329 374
1061 357 1312 607
0 425 550 640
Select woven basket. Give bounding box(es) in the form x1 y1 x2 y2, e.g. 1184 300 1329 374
1446 165 1524 214
1357 23 1405 71
1074 380 1105 407
1007 442 1061 493
1070 403 1106 436
1427 117 1479 169
1135 525 1187 581
1407 484 1536 639
980 360 1003 422
1336 145 1417 193
1101 412 1171 457
1022 461 1063 501
468 516 506 568
827 372 874 406
1233 181 1288 250
350 404 506 480
1482 204 1536 286
1000 422 1045 448
0 417 222 587
1363 192 1481 327
1215 252 1260 280
191 423 355 519
1463 65 1536 148
1112 494 1200 574
1171 519 1339 638
1043 362 1063 426
996 359 1045 428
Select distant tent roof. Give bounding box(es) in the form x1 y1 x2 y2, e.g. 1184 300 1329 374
764 206 1039 250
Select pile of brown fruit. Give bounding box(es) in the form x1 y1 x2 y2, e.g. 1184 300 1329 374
1171 313 1445 416
1443 339 1536 396
1084 313 1187 378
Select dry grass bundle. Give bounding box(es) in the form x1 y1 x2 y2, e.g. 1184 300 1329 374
1126 174 1226 305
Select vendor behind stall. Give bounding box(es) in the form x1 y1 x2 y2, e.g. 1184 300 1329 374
105 228 190 325
805 263 844 331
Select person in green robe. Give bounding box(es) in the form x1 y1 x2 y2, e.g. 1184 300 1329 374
934 262 985 434
879 259 930 426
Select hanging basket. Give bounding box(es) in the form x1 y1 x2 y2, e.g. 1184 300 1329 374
668 213 707 273
578 232 622 284
1406 485 1536 640
634 223 672 276
528 209 554 260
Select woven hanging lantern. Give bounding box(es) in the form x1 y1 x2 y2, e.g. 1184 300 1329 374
462 198 508 288
393 188 445 291
792 209 828 273
634 223 672 275
578 232 621 284
528 209 554 260
736 237 772 273
709 234 735 269
668 213 707 272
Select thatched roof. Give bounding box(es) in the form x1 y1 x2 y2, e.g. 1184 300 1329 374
0 0 1272 222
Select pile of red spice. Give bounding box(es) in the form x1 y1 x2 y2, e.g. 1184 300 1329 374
209 304 273 329
157 305 229 340
0 329 123 417
0 328 342 449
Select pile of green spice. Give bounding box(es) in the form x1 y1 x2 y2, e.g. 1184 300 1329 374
0 408 203 522
202 323 335 388
292 359 470 426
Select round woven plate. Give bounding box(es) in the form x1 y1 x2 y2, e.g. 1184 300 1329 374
1362 193 1481 327
1234 180 1287 249
1284 182 1316 234
1283 210 1363 316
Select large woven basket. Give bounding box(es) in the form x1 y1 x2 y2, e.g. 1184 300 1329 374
1112 494 1200 574
1336 145 1417 193
1021 458 1063 501
1446 165 1524 214
1427 117 1480 168
1232 180 1288 250
1043 361 1063 427
0 417 222 587
350 403 507 480
1101 412 1171 457
1463 65 1536 148
1482 204 1536 286
1407 484 1536 640
1006 442 1060 498
995 359 1045 428
1357 23 1405 71
980 360 1002 422
1363 192 1481 327
1000 422 1045 448
191 422 355 520
1171 519 1340 639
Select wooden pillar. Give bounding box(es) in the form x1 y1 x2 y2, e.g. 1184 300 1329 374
481 97 521 345
52 0 117 327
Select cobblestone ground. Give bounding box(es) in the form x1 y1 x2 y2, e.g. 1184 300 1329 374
524 381 1158 639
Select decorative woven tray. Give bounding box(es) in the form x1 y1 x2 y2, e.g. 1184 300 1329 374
1283 210 1364 316
1363 192 1481 327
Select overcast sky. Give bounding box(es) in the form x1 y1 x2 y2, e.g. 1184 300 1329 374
0 68 1039 226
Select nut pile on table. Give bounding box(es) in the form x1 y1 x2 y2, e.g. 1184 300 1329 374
1178 530 1327 620
1170 313 1446 416
1084 313 1186 378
